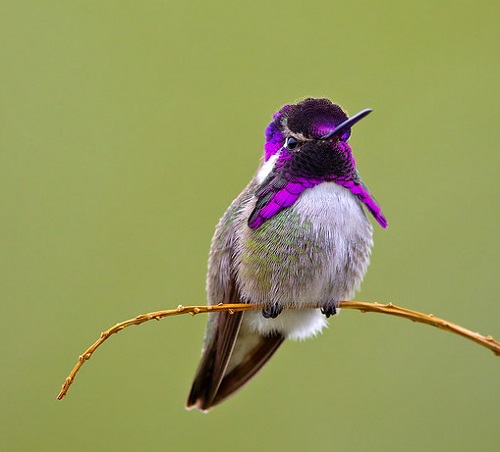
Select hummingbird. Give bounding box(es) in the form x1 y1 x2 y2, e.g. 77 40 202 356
186 98 387 411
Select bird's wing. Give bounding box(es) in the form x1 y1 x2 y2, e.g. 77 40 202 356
187 186 285 411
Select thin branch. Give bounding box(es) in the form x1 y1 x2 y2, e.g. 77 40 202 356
57 301 499 400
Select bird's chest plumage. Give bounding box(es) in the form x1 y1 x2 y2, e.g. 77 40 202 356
236 182 373 307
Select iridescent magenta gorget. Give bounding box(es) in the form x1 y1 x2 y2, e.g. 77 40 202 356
247 98 387 229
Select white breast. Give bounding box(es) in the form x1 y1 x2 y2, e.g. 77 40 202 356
295 181 369 231
240 181 374 340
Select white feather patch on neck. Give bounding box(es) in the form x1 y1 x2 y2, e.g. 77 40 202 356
256 152 279 184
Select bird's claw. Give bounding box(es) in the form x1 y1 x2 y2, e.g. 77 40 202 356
262 303 283 319
321 303 337 318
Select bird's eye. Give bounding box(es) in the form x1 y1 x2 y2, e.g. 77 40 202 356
285 136 299 151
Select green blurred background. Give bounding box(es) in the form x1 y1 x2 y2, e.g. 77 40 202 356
1 1 498 450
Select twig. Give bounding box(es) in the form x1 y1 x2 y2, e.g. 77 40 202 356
57 301 499 400
340 301 499 354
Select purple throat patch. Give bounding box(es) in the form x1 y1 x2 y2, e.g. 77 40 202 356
249 98 387 230
248 173 387 229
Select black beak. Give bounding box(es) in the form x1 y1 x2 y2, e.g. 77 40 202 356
321 109 372 140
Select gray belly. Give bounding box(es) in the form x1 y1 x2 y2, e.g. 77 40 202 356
237 182 373 308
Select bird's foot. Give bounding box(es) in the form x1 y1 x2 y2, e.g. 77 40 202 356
262 303 283 319
320 302 338 318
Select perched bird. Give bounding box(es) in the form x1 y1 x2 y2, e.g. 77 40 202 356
187 98 387 411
